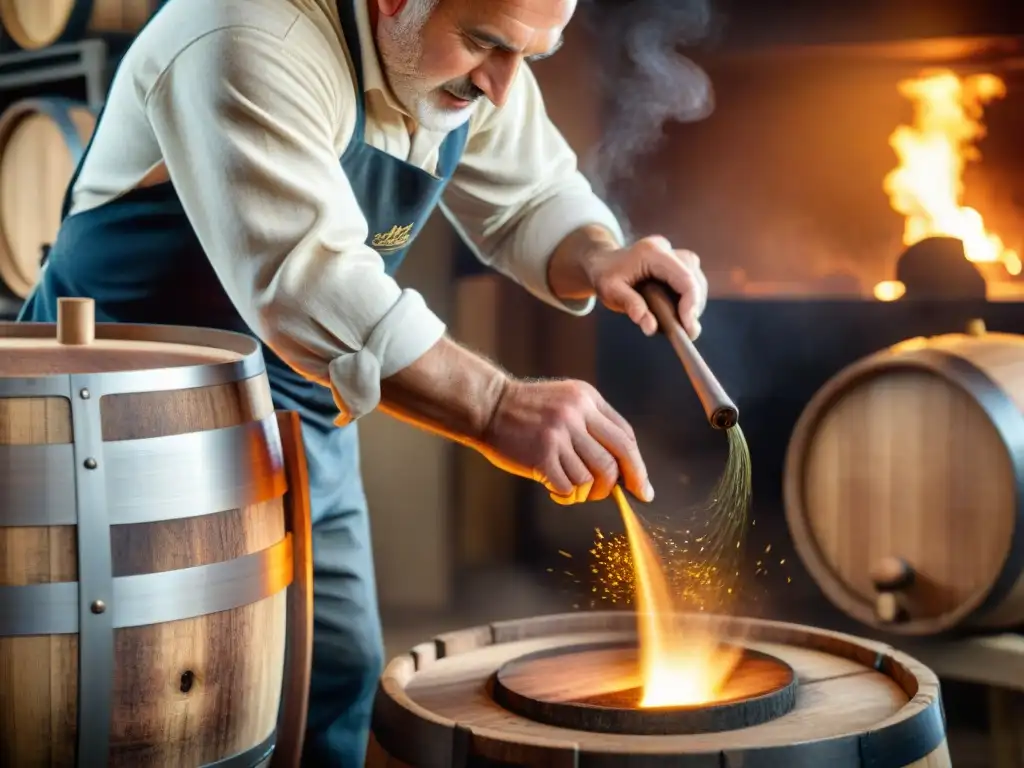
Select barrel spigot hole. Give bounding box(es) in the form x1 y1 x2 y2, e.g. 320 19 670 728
870 557 914 624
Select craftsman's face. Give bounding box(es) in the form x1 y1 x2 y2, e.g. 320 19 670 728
375 0 574 132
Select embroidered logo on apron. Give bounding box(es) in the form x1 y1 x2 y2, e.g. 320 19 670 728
371 223 415 253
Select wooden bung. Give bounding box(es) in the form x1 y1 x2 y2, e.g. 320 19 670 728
368 611 951 767
0 322 311 766
965 318 987 337
785 328 1024 636
56 297 95 345
871 557 915 624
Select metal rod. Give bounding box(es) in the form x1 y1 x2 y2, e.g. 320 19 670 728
640 283 739 430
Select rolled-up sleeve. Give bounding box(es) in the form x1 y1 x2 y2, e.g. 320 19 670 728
440 63 625 315
144 26 445 422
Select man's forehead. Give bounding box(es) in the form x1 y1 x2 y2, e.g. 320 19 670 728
451 0 575 51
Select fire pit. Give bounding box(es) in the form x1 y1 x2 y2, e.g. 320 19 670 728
492 640 796 735
368 611 950 767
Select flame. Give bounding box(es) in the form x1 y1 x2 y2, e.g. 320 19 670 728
875 69 1021 300
611 486 742 707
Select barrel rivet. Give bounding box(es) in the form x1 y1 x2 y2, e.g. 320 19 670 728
79 388 90 400
84 457 98 470
90 600 106 615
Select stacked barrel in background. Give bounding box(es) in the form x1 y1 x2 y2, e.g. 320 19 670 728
0 0 158 50
0 1 165 313
0 98 96 299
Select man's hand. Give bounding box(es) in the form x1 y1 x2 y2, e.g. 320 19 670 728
548 227 709 340
478 378 652 505
378 336 651 505
585 235 708 339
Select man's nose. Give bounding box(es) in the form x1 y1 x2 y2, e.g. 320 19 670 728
472 55 521 108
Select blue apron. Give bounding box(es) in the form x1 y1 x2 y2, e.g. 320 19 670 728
18 1 470 764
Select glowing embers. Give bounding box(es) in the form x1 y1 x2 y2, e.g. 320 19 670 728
492 640 797 736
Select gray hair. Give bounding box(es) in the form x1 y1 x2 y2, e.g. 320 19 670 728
396 0 440 32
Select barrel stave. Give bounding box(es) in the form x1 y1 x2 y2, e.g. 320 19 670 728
111 593 286 767
0 394 77 767
108 373 285 765
99 377 274 441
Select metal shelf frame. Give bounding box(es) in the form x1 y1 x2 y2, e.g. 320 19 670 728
0 38 122 110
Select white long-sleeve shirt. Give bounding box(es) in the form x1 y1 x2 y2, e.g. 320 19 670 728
70 0 624 421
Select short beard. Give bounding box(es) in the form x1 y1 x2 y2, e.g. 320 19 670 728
379 0 477 132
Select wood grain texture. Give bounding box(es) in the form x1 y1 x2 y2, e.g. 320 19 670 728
0 365 290 767
785 330 1024 635
269 411 314 768
0 337 242 376
369 611 950 767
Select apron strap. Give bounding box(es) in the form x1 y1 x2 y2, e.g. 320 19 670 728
334 0 369 143
59 100 104 221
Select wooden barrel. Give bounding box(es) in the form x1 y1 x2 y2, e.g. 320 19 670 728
0 98 96 299
785 320 1024 636
0 0 159 50
368 611 950 767
0 298 312 767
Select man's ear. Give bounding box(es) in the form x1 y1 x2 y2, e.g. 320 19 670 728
378 0 409 18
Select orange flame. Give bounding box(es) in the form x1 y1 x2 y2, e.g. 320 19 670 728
875 70 1020 301
612 486 742 707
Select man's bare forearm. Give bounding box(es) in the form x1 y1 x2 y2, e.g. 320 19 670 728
378 336 509 446
546 224 621 301
375 224 620 446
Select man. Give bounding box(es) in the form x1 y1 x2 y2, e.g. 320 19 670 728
20 0 709 763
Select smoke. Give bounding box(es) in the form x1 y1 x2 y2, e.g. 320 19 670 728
580 0 720 242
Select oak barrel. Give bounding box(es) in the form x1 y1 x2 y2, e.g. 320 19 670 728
0 0 158 49
0 298 312 767
368 611 950 767
0 98 96 299
785 322 1024 635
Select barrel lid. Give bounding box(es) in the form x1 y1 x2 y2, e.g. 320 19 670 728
0 299 247 377
784 334 1019 634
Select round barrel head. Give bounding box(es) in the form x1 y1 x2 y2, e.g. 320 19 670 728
787 359 1016 633
0 324 246 376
